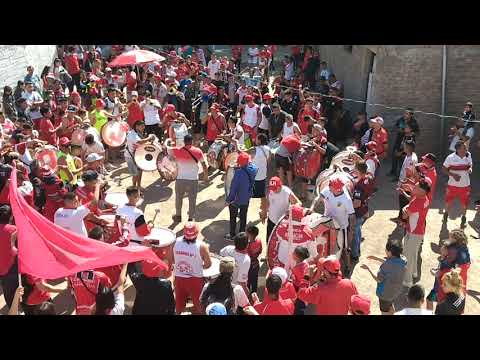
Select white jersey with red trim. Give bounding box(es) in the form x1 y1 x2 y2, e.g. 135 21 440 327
116 205 149 244
443 152 472 187
173 237 204 278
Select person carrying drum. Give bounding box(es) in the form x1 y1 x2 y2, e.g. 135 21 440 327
203 103 226 148
173 222 212 315
274 134 302 188
125 120 156 188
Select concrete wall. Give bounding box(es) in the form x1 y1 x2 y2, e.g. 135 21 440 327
0 45 57 88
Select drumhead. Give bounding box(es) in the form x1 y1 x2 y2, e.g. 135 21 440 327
223 151 238 171
304 213 332 228
105 192 129 207
135 143 162 172
157 153 178 181
35 147 58 171
144 227 176 247
101 120 128 147
203 257 221 278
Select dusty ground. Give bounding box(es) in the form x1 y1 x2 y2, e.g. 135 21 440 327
1 156 480 315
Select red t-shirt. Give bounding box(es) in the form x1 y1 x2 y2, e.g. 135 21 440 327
68 270 112 315
25 275 51 305
254 297 295 315
423 167 437 203
291 261 309 289
298 277 358 315
405 195 430 235
126 71 137 91
371 128 389 156
247 237 262 262
205 113 225 142
263 281 297 303
127 102 144 128
281 135 302 154
38 117 57 146
0 224 17 276
297 107 320 135
64 54 80 75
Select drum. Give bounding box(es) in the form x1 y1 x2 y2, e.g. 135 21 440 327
223 151 239 198
207 140 226 170
144 227 176 261
223 151 238 171
303 213 337 258
71 128 87 146
101 120 129 147
293 145 324 180
98 214 122 244
329 150 362 173
134 143 162 171
104 192 129 207
35 146 58 171
203 256 221 281
156 153 178 181
315 168 355 197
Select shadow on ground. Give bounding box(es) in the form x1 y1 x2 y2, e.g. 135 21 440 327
200 220 230 253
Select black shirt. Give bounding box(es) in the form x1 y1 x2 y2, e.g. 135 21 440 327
435 292 465 315
269 110 287 139
280 98 299 119
131 274 176 315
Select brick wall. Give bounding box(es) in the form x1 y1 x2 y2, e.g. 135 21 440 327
0 45 57 89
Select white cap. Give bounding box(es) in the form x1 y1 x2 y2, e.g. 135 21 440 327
271 267 288 285
131 91 138 97
86 153 104 163
370 116 384 126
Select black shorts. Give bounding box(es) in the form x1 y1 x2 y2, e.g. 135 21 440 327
252 179 266 198
275 154 291 172
379 299 393 313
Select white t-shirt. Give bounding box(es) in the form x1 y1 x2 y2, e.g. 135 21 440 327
234 125 245 147
82 140 105 157
443 152 473 187
259 103 270 130
85 126 101 143
236 87 248 104
399 153 418 182
449 127 475 152
243 104 259 128
116 205 146 242
207 60 220 80
219 245 251 285
125 130 142 159
174 237 204 278
140 100 161 126
282 122 300 138
247 47 259 64
394 308 433 315
253 145 270 181
268 185 293 224
320 188 355 229
109 293 125 315
54 205 90 237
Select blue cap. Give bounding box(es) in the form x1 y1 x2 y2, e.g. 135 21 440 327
206 302 227 315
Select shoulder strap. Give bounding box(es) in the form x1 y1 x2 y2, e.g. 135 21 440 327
183 146 199 163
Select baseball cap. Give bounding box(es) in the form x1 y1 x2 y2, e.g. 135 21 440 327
59 137 71 146
329 177 345 192
105 67 112 72
268 176 282 192
262 93 273 101
219 257 235 274
237 152 250 167
142 259 168 278
350 294 371 315
206 302 227 315
366 141 377 151
131 91 139 97
369 116 384 126
271 267 288 285
86 153 104 163
318 255 341 274
81 170 99 182
245 95 254 102
466 101 473 107
422 153 437 165
184 222 199 240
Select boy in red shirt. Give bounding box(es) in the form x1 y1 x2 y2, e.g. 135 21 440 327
203 103 226 147
291 246 310 315
369 116 389 159
246 225 262 294
252 274 294 315
38 107 61 146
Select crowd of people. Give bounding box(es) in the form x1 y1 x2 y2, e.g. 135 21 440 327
0 44 476 316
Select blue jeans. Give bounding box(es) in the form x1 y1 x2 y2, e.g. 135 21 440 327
352 216 365 258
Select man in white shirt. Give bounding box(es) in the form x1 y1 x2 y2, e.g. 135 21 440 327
54 192 107 237
398 140 417 183
262 176 299 243
395 284 433 315
207 53 220 80
125 121 156 188
442 141 473 228
314 176 355 261
220 232 251 296
449 117 475 152
117 186 151 246
252 133 270 216
22 82 43 122
247 46 259 66
140 91 162 139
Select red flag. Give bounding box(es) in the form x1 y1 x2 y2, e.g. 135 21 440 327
9 170 165 280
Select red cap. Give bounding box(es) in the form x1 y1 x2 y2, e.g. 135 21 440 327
291 205 304 221
366 141 377 151
184 222 199 240
350 294 371 315
263 93 273 101
70 90 80 98
245 95 254 102
95 99 106 108
237 152 250 167
89 87 99 96
59 137 71 146
318 256 341 274
268 176 282 192
329 177 345 193
142 259 168 278
165 104 176 114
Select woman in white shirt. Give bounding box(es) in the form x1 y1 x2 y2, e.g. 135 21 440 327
252 133 271 214
93 264 128 315
140 91 162 139
281 113 301 139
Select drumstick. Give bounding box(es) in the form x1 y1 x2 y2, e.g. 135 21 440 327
148 208 161 226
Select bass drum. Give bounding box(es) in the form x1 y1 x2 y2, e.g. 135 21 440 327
329 149 362 173
207 140 226 170
303 213 337 259
157 152 178 181
134 143 162 171
223 151 239 199
293 145 324 180
35 146 58 171
101 120 129 147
